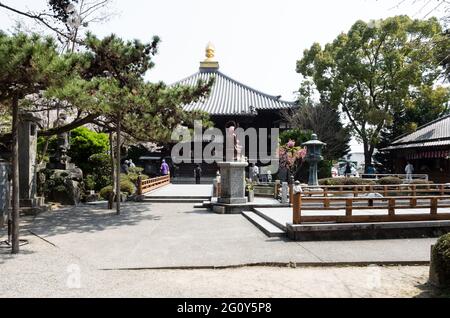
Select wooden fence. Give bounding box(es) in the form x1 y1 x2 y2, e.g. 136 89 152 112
138 174 170 195
292 193 450 225
301 183 450 198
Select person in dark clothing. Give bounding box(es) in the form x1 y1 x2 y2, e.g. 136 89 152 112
345 161 352 177
194 164 202 184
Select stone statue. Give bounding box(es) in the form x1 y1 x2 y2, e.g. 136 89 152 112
225 121 242 161
53 113 71 165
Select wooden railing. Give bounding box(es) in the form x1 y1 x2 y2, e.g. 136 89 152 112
138 174 170 195
360 173 429 181
292 193 450 225
302 184 450 198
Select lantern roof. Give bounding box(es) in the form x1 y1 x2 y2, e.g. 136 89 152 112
302 134 326 147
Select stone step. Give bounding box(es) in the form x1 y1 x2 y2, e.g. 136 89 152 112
242 211 286 238
252 208 287 231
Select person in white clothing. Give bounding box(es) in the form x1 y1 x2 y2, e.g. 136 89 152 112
405 162 414 181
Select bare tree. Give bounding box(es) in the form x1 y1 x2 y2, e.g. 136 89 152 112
0 0 116 52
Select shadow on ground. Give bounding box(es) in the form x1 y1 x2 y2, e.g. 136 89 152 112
24 202 162 238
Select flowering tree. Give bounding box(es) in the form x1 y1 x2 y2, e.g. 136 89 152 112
279 140 307 182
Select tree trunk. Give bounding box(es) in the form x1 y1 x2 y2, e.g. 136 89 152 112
108 131 115 210
363 141 374 174
11 95 20 254
116 116 121 215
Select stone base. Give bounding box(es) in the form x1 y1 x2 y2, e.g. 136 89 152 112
212 203 246 214
287 221 450 241
20 197 45 208
218 197 248 205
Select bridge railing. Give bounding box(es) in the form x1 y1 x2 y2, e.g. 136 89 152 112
292 193 450 225
138 174 170 195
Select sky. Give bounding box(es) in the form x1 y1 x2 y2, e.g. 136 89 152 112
0 0 446 152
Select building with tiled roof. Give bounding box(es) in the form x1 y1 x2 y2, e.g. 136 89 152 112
382 114 450 183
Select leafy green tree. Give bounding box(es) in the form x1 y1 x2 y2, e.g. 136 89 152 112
0 32 78 253
297 16 449 172
68 126 109 172
282 102 351 160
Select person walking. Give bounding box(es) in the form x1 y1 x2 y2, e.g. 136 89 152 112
160 159 170 176
194 164 202 184
128 159 136 169
405 162 414 182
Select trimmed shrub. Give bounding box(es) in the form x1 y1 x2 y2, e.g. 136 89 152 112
85 174 96 191
376 177 403 185
99 180 136 200
430 233 450 287
410 179 434 185
319 178 375 186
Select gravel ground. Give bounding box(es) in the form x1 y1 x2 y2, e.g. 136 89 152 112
0 231 434 298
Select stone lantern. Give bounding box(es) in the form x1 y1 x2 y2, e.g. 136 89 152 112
302 133 326 187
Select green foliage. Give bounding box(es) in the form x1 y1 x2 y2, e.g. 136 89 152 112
87 153 112 191
377 177 403 185
279 129 311 147
283 103 351 160
319 178 376 186
432 233 450 285
84 174 96 191
68 127 109 172
297 16 449 170
99 178 136 199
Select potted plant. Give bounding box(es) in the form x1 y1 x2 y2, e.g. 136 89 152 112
246 179 255 202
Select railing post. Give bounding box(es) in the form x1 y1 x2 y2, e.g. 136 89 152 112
346 199 353 217
137 176 143 196
412 185 417 197
430 197 438 216
410 197 417 208
388 198 396 218
293 192 302 224
440 184 445 196
324 188 330 208
384 186 388 197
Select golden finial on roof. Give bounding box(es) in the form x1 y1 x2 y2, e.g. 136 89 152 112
205 42 215 61
200 42 219 71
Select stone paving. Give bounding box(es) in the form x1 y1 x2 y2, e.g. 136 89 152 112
0 202 443 298
2 202 438 270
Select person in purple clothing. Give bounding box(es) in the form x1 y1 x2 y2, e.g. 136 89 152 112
160 159 170 176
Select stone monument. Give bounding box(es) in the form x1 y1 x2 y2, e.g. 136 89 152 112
213 122 248 214
45 113 83 205
0 159 10 227
18 113 46 211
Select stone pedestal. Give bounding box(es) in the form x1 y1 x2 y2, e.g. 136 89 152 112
217 162 248 205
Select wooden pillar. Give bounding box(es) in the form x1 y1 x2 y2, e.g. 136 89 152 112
410 197 417 208
324 188 330 208
384 186 388 197
293 192 302 225
412 185 417 197
430 197 438 216
388 198 396 218
345 199 353 217
440 184 445 196
274 180 280 199
137 176 143 196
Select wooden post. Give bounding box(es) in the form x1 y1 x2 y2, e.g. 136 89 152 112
384 186 388 197
368 199 374 207
324 188 330 208
440 184 445 196
293 192 302 224
410 197 417 208
346 199 353 217
412 185 417 198
388 198 396 218
137 176 143 196
430 197 438 216
354 186 359 198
